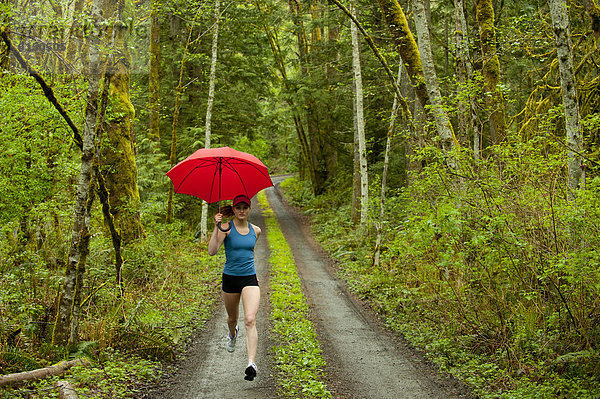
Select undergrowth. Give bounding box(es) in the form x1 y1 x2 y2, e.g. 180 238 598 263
0 220 222 398
280 141 600 399
258 192 332 399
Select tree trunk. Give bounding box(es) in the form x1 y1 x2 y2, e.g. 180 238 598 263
549 0 585 194
98 0 143 243
52 1 102 346
475 0 506 147
324 7 341 176
289 0 327 196
350 1 368 225
374 63 403 268
56 380 79 399
0 2 9 76
454 0 472 144
148 0 161 146
376 0 429 109
200 0 221 241
0 359 91 387
352 67 360 225
412 0 459 158
350 3 358 224
166 14 197 223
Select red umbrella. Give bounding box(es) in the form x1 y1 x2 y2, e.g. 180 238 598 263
166 146 273 229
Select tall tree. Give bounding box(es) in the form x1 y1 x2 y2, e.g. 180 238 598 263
165 5 203 223
323 6 341 176
475 0 506 147
288 0 328 195
549 0 585 193
200 0 221 241
412 0 459 156
374 63 403 267
453 0 472 144
148 0 161 145
376 0 429 109
350 1 368 225
257 0 312 183
0 0 9 75
52 0 102 346
98 0 143 243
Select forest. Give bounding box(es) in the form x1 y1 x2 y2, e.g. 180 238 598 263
1 0 599 397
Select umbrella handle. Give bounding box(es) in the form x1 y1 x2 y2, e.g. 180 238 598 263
217 222 232 232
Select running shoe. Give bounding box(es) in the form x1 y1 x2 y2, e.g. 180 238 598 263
244 363 257 381
226 325 238 353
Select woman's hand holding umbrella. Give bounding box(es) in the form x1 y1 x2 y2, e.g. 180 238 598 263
214 205 234 232
214 212 228 232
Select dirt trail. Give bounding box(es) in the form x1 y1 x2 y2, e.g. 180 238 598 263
142 180 471 398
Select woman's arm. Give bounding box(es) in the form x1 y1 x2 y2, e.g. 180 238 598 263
253 225 262 240
207 213 228 255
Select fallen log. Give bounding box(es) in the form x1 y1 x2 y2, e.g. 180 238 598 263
55 380 79 399
0 358 91 387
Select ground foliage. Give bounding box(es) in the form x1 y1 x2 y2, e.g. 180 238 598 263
281 141 600 398
258 192 332 399
0 213 222 397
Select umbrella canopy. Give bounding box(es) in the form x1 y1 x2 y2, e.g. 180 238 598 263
166 146 273 204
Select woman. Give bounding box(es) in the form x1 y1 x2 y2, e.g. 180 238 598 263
208 194 261 381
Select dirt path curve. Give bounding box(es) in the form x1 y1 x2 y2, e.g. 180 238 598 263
266 179 471 399
143 199 277 399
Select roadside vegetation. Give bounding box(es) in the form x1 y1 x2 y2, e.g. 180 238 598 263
0 215 223 398
280 144 600 399
258 192 332 399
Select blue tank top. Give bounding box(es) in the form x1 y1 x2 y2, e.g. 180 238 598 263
223 222 257 276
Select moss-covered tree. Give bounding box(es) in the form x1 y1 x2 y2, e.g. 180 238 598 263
98 0 143 243
475 0 506 147
376 0 429 109
148 0 161 146
550 0 585 194
52 1 102 347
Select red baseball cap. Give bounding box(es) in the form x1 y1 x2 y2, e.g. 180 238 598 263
233 194 251 207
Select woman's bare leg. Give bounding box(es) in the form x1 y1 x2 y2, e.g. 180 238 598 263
241 286 260 364
223 292 241 338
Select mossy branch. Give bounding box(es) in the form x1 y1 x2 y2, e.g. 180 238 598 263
0 27 83 149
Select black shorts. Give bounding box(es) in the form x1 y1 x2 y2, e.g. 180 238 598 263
222 273 259 294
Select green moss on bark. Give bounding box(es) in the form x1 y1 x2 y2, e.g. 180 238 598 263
377 0 429 108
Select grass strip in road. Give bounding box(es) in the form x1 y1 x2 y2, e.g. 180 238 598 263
257 192 332 399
